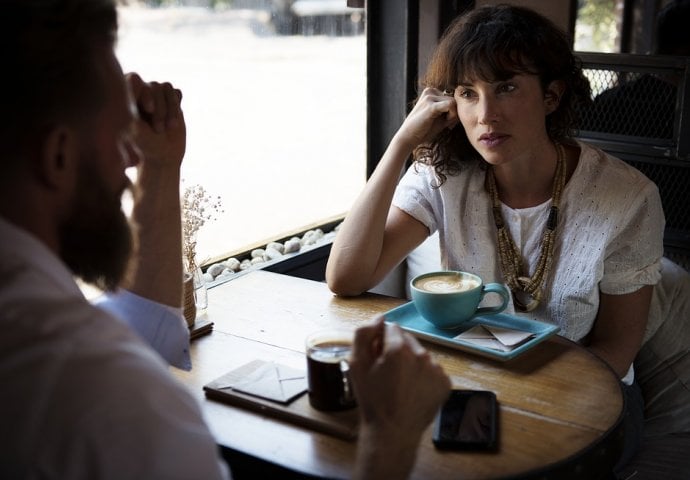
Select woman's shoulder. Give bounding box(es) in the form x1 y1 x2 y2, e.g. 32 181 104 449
574 140 658 193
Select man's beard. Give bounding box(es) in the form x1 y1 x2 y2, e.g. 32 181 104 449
59 158 134 292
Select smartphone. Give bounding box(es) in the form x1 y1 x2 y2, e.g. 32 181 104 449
432 389 498 451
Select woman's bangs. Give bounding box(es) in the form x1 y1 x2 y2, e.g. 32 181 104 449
456 41 536 84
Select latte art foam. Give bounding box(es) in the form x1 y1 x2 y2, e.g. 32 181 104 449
415 276 479 293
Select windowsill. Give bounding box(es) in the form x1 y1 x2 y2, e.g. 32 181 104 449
201 215 344 287
201 214 344 267
206 237 334 289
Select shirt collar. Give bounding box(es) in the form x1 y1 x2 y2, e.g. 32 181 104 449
0 216 85 299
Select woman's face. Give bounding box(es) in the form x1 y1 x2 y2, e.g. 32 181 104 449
454 73 556 166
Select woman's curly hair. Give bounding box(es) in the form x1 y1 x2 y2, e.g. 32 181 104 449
414 4 592 185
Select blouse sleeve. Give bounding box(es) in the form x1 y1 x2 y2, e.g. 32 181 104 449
600 181 665 295
392 163 439 235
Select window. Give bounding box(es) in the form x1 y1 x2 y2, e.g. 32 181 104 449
574 0 623 53
116 1 366 266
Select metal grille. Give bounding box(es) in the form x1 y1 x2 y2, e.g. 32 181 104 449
579 69 677 140
573 53 690 270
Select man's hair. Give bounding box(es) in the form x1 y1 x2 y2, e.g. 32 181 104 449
0 0 118 168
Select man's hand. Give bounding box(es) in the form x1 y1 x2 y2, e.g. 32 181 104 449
350 317 451 479
126 72 186 170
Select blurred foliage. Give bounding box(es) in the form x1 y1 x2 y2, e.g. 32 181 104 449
576 0 620 52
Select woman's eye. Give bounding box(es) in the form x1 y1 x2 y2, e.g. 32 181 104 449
498 83 516 93
458 89 475 99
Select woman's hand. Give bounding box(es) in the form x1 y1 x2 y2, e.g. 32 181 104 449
394 87 459 151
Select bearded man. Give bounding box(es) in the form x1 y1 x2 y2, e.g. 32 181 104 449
0 0 228 477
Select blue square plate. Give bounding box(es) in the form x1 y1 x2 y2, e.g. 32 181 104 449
383 301 560 361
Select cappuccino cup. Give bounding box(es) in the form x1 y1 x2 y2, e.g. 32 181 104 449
410 271 510 329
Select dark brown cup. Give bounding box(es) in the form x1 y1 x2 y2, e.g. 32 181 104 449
305 329 356 411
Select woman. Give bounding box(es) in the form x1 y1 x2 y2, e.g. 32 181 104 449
326 4 664 473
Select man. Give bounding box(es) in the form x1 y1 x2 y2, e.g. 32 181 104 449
0 1 450 478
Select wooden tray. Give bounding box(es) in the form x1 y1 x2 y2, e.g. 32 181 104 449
204 365 359 441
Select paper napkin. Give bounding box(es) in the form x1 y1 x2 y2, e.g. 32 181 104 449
455 325 535 352
212 359 308 404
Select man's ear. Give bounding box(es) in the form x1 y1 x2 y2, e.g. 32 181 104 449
38 125 79 190
544 80 566 114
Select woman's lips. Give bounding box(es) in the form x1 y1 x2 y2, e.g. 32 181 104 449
478 133 508 148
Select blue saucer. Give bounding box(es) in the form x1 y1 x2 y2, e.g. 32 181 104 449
383 301 560 361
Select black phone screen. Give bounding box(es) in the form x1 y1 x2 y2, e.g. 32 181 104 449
432 390 498 450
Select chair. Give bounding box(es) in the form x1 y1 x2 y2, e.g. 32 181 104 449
621 257 690 479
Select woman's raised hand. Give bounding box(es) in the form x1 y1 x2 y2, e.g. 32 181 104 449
394 87 459 150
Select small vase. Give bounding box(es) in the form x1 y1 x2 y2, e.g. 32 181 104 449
183 272 196 328
192 265 208 311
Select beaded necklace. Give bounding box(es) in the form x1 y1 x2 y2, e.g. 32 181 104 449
486 143 566 312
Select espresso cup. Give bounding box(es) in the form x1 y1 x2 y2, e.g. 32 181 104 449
410 271 510 329
305 329 356 411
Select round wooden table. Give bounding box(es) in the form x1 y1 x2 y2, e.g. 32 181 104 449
175 270 624 479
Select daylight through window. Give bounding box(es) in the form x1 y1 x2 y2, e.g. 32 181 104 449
116 1 367 265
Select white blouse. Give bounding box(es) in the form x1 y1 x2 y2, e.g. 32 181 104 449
393 141 664 344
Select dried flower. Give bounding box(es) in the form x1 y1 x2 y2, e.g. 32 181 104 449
182 184 223 272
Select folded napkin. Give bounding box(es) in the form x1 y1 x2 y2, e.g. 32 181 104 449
455 324 535 352
213 359 308 404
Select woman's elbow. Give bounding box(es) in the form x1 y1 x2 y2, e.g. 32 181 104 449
326 267 367 297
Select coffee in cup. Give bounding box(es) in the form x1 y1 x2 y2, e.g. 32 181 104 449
305 329 356 411
410 271 510 329
414 274 480 294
